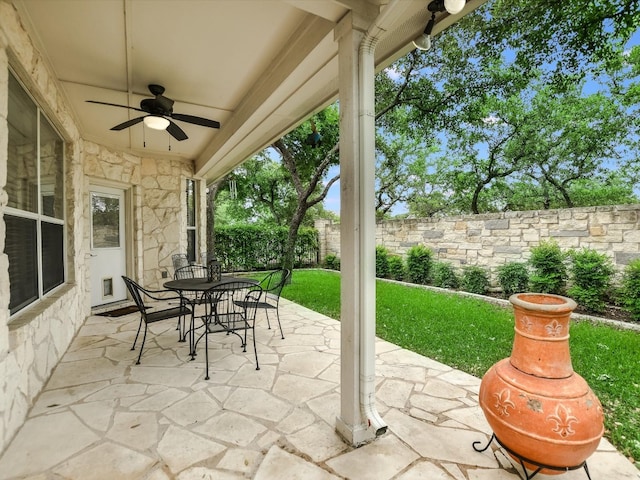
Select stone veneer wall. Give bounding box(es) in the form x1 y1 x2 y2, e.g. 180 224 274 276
0 2 204 455
82 141 202 289
316 204 640 284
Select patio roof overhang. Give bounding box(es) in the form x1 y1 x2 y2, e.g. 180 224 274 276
11 0 486 183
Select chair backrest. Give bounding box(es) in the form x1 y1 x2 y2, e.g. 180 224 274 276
208 279 259 317
261 269 291 298
172 253 189 271
174 264 207 280
122 276 147 314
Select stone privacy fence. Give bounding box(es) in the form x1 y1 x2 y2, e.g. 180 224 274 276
315 204 640 284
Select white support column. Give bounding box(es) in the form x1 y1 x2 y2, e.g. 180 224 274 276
335 11 387 446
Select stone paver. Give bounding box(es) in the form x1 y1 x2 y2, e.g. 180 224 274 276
0 299 637 480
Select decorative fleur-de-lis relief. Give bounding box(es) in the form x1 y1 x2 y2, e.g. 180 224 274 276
547 404 578 437
520 315 533 332
545 319 563 337
493 389 516 416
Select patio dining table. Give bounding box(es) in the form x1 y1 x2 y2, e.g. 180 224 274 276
163 276 259 361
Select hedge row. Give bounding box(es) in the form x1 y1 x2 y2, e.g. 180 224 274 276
325 240 640 321
214 225 318 272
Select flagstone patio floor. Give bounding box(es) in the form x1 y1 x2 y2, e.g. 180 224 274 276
0 299 637 480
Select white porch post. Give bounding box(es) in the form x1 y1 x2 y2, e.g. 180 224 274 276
335 10 387 446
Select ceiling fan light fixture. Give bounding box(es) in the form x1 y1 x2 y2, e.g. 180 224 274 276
143 115 170 130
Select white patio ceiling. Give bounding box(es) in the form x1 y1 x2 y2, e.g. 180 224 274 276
12 0 484 183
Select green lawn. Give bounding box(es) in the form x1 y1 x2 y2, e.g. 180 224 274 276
279 269 640 467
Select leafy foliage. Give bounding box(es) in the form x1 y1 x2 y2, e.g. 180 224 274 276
529 240 568 294
431 261 460 289
387 255 406 281
215 225 317 272
621 259 640 321
461 266 489 295
324 254 340 271
406 245 434 285
375 245 390 278
567 248 616 313
497 262 529 297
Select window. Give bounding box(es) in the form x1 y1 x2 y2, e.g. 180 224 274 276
6 71 66 315
186 179 197 263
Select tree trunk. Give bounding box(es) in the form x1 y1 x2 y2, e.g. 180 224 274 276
282 206 306 275
206 179 223 256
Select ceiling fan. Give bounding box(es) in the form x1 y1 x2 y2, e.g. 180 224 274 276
86 84 220 141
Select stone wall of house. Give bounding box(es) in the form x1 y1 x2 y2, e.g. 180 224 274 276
0 1 87 455
0 1 204 456
316 204 640 284
82 142 202 289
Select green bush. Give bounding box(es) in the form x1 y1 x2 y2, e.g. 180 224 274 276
497 262 529 297
461 266 489 294
529 240 568 294
324 254 340 270
406 245 434 285
388 255 406 281
621 259 640 321
431 261 460 289
376 245 390 278
215 225 318 272
567 248 615 314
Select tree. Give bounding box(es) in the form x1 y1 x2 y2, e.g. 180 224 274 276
271 106 340 271
372 1 640 215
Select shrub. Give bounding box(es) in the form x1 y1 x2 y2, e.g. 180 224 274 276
621 259 640 321
406 245 434 285
324 254 340 270
567 248 615 314
431 261 459 289
497 262 529 297
529 240 568 294
461 266 489 295
388 255 406 281
376 245 390 278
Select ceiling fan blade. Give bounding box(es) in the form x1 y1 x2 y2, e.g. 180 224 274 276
171 113 220 129
166 120 188 141
111 117 145 131
87 100 145 112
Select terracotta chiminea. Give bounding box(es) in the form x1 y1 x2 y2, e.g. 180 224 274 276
478 293 604 475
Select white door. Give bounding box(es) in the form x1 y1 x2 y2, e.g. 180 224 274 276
90 186 127 307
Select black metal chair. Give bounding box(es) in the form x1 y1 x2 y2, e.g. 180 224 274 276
122 276 191 364
236 269 290 339
199 280 263 379
172 264 209 340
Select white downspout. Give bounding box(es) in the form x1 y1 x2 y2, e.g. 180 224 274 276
357 0 400 437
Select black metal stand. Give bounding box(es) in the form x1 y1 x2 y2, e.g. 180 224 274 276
472 434 592 480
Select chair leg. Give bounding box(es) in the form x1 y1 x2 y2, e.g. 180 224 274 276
252 325 260 370
136 323 148 365
265 309 272 330
131 316 143 351
275 309 284 340
242 322 248 352
204 319 210 380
